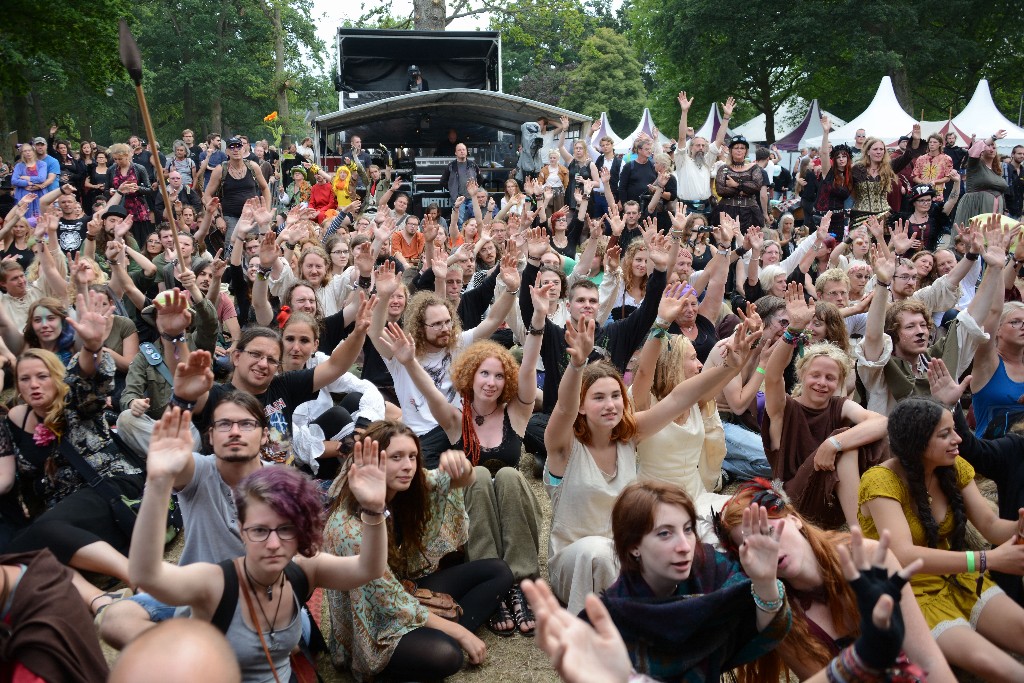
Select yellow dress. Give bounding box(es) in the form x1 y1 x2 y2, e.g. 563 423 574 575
332 162 359 208
858 458 1002 637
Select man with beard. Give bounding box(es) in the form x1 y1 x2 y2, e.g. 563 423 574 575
370 254 521 466
855 220 1010 414
97 390 271 649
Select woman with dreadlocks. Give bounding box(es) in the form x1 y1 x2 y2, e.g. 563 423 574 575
377 278 554 636
714 478 955 682
858 396 1024 682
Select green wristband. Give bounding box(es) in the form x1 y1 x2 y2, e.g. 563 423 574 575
966 551 976 573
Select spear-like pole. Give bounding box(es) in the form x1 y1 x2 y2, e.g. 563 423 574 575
118 19 185 267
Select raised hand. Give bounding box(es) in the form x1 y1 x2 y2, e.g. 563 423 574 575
737 503 782 583
564 316 595 366
210 249 227 279
67 291 109 351
379 320 416 367
871 245 895 284
889 219 913 255
722 96 736 118
252 196 274 227
347 436 387 512
721 309 763 369
747 225 764 251
604 244 621 272
820 115 831 133
816 211 833 241
499 248 522 291
982 213 1020 266
638 216 659 246
657 282 694 322
785 282 815 330
525 227 550 260
530 278 557 318
146 407 196 481
353 292 378 333
864 215 885 243
422 217 439 244
646 233 673 271
173 350 215 402
560 115 570 131
677 90 694 112
926 358 971 407
154 287 193 336
258 229 278 268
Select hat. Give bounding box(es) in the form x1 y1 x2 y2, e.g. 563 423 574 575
728 135 749 149
226 136 244 147
908 184 936 201
408 64 421 75
102 204 129 220
141 289 196 328
897 135 912 144
829 143 853 160
32 137 47 145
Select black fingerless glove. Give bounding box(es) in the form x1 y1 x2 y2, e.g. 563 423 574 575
849 565 908 670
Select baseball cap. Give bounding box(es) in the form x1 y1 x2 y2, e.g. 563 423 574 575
227 136 244 148
32 137 47 145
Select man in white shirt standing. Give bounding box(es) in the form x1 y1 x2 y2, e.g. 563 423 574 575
673 91 732 216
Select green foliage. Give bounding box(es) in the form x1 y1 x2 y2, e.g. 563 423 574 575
1 0 331 147
560 29 646 131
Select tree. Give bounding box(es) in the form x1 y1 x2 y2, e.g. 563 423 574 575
560 28 646 132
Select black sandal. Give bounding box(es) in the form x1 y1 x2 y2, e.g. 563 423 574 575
507 586 535 637
486 597 516 637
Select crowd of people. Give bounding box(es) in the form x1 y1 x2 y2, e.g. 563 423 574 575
1 88 1024 683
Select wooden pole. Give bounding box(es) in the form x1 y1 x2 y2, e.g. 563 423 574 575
118 20 185 271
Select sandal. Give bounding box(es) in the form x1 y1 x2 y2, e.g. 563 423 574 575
91 587 133 626
507 586 535 637
486 597 516 637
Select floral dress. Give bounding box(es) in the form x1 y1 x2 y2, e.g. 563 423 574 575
324 469 468 681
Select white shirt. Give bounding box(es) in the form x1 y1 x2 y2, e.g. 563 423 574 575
385 330 473 435
673 139 721 202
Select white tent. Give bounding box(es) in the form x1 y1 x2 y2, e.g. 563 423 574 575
693 103 727 144
951 79 1024 152
803 77 917 148
919 120 972 146
730 99 847 148
614 108 672 154
586 112 624 161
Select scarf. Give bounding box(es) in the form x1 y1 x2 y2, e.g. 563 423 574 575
112 164 151 222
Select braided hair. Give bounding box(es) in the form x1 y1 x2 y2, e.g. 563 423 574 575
888 397 967 550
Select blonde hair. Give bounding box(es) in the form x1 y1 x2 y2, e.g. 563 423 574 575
793 342 852 395
16 349 70 437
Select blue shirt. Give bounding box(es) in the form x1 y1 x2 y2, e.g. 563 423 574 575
200 150 228 186
40 154 60 193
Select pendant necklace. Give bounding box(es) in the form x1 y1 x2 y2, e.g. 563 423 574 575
243 557 285 601
473 401 498 426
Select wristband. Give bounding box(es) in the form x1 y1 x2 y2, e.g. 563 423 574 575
965 252 980 261
257 265 273 280
828 436 843 452
654 316 671 329
505 288 520 296
734 246 747 258
966 551 976 573
756 366 766 375
980 550 988 573
169 394 195 411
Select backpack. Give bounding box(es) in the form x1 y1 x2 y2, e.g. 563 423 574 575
217 160 260 198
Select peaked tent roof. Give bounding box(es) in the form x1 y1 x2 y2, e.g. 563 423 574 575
614 108 672 154
587 112 624 161
803 77 917 148
920 120 972 146
693 103 727 143
951 79 1024 151
773 100 847 151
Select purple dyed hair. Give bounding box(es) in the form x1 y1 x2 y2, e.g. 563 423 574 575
234 467 324 557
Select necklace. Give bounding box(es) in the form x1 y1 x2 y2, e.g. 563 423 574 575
228 163 248 180
472 400 499 426
243 557 285 601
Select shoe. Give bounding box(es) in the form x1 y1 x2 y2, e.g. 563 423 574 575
486 598 516 637
507 586 535 637
92 587 133 628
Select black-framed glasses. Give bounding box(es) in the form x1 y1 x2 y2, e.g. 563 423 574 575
242 349 281 368
1004 320 1024 330
242 525 298 542
212 418 260 433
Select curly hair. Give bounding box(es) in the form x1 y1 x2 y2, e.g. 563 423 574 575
888 397 967 550
23 298 73 353
716 480 859 683
573 361 638 445
854 137 896 195
622 240 649 296
793 342 852 396
883 299 934 346
813 302 850 352
234 467 324 557
404 291 462 354
451 341 520 463
16 349 70 438
328 420 431 577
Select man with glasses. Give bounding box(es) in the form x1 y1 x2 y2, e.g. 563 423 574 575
98 391 271 648
855 222 1010 414
853 129 867 157
170 298 375 467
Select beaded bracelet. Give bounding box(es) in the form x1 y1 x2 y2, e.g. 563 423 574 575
826 645 884 683
750 579 785 612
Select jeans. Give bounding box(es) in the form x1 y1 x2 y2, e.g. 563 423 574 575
721 422 772 482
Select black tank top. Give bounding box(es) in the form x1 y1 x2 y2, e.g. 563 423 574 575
457 409 523 476
220 163 260 217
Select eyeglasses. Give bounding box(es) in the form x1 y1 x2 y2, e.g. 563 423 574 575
331 249 349 255
212 418 260 433
228 144 243 150
242 525 298 542
1004 320 1024 329
894 274 919 282
424 319 453 330
241 349 281 368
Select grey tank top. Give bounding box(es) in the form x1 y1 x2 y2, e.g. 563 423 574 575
224 585 301 683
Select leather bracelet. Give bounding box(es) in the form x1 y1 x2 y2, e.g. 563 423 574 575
965 252 980 261
169 394 195 411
